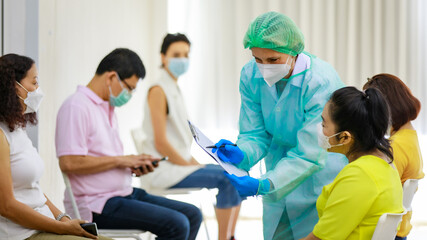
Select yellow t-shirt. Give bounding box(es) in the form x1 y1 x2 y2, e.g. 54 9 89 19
390 129 425 237
391 129 424 184
313 155 404 240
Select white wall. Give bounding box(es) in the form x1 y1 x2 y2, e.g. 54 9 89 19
168 0 427 135
3 0 39 147
38 0 167 209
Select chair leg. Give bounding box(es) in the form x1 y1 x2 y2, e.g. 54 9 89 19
197 190 212 240
199 200 211 240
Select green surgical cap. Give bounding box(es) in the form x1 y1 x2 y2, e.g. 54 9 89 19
243 12 304 56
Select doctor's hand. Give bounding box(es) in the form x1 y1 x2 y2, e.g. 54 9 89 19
225 173 271 197
212 139 244 165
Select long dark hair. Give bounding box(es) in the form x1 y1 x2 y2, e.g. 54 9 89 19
0 54 37 131
328 87 393 162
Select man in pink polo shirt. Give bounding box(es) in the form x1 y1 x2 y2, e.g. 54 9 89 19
55 48 202 240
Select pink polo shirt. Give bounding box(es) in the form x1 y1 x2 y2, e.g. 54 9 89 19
55 86 133 221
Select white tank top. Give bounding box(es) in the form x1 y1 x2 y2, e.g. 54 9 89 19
135 70 200 190
0 122 54 240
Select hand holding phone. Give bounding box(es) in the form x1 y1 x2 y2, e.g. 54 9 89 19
80 222 98 236
152 156 169 166
134 156 168 175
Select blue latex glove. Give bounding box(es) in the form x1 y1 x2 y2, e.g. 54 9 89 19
225 173 271 197
212 139 244 165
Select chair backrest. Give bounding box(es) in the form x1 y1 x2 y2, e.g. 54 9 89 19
402 179 418 211
371 212 405 240
62 172 81 219
131 127 146 156
131 127 154 191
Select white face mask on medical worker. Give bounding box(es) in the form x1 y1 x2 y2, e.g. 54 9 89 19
16 81 44 114
256 56 293 87
317 123 344 150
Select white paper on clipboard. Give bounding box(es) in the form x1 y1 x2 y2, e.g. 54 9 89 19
188 121 248 177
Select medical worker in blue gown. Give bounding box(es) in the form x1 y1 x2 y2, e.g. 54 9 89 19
212 12 348 240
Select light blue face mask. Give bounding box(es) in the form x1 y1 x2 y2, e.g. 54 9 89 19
109 74 132 107
168 58 189 78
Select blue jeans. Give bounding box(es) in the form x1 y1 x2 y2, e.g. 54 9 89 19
92 188 202 240
395 237 407 240
170 164 243 208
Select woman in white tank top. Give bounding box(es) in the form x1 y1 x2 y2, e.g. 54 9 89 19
0 54 111 240
138 33 243 240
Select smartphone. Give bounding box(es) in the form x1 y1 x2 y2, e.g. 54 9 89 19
80 222 98 236
152 156 169 166
138 156 168 172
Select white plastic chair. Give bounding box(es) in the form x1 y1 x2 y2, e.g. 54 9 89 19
402 179 419 211
62 173 145 240
371 212 405 240
131 128 211 240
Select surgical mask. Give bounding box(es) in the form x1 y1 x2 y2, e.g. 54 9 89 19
168 58 189 78
16 81 44 114
317 123 344 150
109 75 132 107
256 56 293 87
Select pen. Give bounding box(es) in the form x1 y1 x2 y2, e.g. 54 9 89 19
206 144 237 148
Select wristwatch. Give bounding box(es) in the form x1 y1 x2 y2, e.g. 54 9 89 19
56 212 72 221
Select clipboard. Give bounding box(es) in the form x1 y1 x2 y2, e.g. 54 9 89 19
188 121 248 177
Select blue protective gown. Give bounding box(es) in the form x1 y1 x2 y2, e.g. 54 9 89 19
236 52 348 240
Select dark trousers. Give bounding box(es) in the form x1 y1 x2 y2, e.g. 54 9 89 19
395 236 407 240
93 188 202 240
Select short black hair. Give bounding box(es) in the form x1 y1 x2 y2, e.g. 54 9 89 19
160 33 191 55
329 87 393 162
95 48 145 80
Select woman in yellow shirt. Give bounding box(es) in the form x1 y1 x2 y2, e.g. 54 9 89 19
303 87 404 240
364 74 424 240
